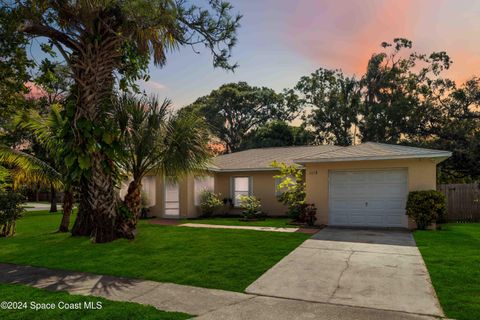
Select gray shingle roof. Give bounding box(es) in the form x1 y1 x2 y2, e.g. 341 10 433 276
294 142 452 163
210 145 342 171
210 142 452 171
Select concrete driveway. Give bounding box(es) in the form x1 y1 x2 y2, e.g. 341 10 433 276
246 228 443 317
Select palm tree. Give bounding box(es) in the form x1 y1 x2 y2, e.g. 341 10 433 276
13 105 75 232
114 94 211 239
12 1 240 242
0 145 62 191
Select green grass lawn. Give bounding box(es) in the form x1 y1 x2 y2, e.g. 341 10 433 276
414 223 480 320
181 216 294 228
0 211 309 292
0 283 190 320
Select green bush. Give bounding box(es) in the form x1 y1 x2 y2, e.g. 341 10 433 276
271 161 306 220
0 191 25 237
200 190 223 217
300 204 317 226
239 195 262 219
406 190 446 230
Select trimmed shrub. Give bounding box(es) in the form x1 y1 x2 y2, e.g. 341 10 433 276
200 190 223 217
406 190 446 230
239 195 262 219
0 191 25 237
300 204 317 226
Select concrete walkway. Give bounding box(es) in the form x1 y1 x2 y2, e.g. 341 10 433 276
246 228 444 317
0 263 441 320
24 202 51 211
179 223 299 233
0 263 252 316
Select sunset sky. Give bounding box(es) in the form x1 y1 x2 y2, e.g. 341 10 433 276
28 0 480 108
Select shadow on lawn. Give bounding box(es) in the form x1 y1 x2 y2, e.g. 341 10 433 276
0 263 141 297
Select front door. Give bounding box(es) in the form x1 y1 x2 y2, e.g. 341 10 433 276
164 181 180 218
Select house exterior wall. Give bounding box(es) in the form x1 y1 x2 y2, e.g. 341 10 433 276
149 158 437 225
148 175 198 218
214 171 288 216
304 158 437 228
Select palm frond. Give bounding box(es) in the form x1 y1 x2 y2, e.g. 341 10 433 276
161 111 212 179
0 145 63 189
13 104 65 155
114 93 212 182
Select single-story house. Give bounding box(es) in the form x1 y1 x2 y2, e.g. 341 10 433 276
140 142 451 228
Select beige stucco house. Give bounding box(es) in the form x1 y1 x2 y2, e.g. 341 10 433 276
140 142 451 229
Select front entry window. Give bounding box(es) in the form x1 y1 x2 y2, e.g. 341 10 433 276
233 177 251 207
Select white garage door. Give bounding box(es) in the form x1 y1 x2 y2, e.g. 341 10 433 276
329 169 408 228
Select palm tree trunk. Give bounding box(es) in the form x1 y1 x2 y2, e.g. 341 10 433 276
116 179 142 239
125 179 143 219
89 154 117 243
69 35 122 243
49 183 57 213
71 178 94 236
59 188 74 232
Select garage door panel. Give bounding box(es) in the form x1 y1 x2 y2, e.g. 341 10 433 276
330 172 368 184
367 199 405 210
331 199 366 210
329 169 408 228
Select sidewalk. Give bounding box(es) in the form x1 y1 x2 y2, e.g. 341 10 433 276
0 263 253 316
0 263 442 319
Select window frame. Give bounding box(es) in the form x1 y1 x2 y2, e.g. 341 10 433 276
231 176 252 207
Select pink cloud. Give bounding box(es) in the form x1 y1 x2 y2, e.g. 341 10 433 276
141 80 167 91
283 0 480 82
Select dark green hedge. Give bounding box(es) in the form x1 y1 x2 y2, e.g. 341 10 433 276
406 190 446 230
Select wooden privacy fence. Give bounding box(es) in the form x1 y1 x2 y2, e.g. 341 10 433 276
437 183 480 222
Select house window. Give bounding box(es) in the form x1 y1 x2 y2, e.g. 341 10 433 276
141 176 156 207
194 176 215 206
232 177 251 207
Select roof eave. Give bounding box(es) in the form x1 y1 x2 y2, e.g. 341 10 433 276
294 152 452 164
207 166 305 173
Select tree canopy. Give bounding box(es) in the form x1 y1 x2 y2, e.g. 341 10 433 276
185 82 302 152
1 0 241 242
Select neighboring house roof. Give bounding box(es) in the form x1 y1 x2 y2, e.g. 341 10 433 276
294 142 452 164
210 145 342 171
210 142 452 172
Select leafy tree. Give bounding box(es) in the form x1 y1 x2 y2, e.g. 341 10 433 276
295 68 360 146
113 94 211 238
186 82 302 152
271 161 306 220
33 60 72 107
0 6 33 136
240 120 314 150
6 0 240 242
408 78 480 182
359 38 451 143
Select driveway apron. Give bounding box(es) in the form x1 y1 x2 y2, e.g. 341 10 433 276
246 228 443 317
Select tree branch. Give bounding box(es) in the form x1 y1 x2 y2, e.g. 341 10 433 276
19 21 76 50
